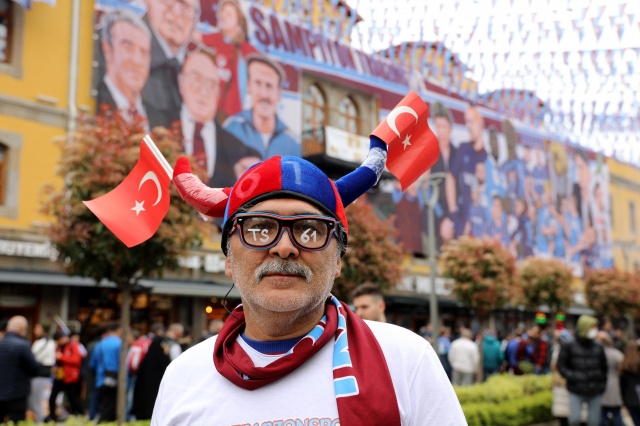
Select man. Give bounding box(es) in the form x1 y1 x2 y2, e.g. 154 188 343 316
351 282 387 322
142 0 200 127
96 10 152 129
224 54 301 158
557 315 607 426
0 316 40 423
448 328 480 386
154 136 465 424
431 101 457 247
89 322 122 423
164 323 184 361
28 323 56 423
446 104 488 237
178 49 261 189
45 331 85 423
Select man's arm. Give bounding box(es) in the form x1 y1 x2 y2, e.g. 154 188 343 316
445 171 457 215
22 342 41 377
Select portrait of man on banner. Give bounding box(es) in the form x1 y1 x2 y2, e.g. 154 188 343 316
92 0 302 180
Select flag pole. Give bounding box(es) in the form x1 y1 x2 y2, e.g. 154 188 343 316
143 135 209 222
143 135 173 180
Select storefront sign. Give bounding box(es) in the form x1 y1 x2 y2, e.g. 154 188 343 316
0 239 57 260
324 126 370 163
204 254 226 273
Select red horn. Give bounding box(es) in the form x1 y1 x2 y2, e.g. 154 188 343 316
172 157 230 218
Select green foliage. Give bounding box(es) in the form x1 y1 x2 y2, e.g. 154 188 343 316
440 236 518 315
518 257 574 311
40 112 205 287
333 198 403 301
455 375 554 426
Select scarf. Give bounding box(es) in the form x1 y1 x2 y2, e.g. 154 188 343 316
213 295 401 426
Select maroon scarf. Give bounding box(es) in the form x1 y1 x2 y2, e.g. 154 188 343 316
213 296 401 426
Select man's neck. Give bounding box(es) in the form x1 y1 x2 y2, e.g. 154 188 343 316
252 110 276 135
472 138 484 151
242 303 325 341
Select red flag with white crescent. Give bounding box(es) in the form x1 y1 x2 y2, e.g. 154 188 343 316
371 91 440 189
83 140 171 247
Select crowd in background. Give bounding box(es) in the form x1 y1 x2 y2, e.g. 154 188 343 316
3 301 640 426
0 315 220 424
421 315 640 426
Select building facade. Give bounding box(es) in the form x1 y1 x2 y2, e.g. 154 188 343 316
0 0 637 340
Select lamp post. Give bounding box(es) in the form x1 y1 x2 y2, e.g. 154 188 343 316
423 172 447 343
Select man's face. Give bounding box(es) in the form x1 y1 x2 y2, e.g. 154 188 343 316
247 61 281 120
575 155 590 189
178 53 219 123
103 22 151 97
33 324 44 338
225 198 341 315
434 117 451 148
465 107 484 143
145 0 197 52
353 294 385 322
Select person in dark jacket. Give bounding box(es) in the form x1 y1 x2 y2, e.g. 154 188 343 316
0 316 40 423
131 335 171 420
620 339 640 426
557 315 607 426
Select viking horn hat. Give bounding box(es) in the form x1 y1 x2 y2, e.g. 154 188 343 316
172 137 388 256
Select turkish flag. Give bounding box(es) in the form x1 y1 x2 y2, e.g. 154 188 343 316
371 91 440 189
83 140 171 247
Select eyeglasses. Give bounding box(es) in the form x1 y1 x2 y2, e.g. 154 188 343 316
230 213 338 251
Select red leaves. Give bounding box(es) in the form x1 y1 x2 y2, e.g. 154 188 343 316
584 268 640 318
440 236 517 315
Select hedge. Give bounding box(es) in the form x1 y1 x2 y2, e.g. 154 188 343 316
13 376 552 426
455 374 554 426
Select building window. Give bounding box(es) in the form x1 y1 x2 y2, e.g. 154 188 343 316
337 96 359 134
630 201 636 234
0 131 21 219
303 83 327 132
0 0 11 63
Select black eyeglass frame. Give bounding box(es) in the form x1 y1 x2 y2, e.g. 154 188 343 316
229 212 339 252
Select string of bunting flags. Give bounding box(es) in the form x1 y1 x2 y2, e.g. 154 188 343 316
273 0 640 165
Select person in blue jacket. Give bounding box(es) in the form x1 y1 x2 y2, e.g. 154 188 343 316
223 54 300 159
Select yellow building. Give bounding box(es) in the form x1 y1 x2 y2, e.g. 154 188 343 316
609 158 640 272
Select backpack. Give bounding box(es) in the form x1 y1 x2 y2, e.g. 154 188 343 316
127 336 151 374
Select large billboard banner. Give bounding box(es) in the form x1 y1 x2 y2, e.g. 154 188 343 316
92 0 301 189
91 1 614 273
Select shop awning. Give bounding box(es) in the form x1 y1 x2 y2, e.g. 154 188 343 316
0 269 239 298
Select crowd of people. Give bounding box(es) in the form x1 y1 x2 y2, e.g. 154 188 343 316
419 315 640 426
0 315 214 424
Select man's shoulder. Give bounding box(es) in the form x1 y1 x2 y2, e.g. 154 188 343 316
365 321 429 352
223 110 252 129
166 335 217 374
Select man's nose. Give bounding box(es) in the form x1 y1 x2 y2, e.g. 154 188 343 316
268 228 299 259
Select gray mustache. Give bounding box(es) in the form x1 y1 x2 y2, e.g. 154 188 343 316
255 261 313 284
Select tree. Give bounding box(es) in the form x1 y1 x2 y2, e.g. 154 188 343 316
518 257 574 312
41 110 204 424
440 236 518 317
333 198 403 301
584 268 640 319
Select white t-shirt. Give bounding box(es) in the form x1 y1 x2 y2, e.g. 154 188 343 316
152 321 467 425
